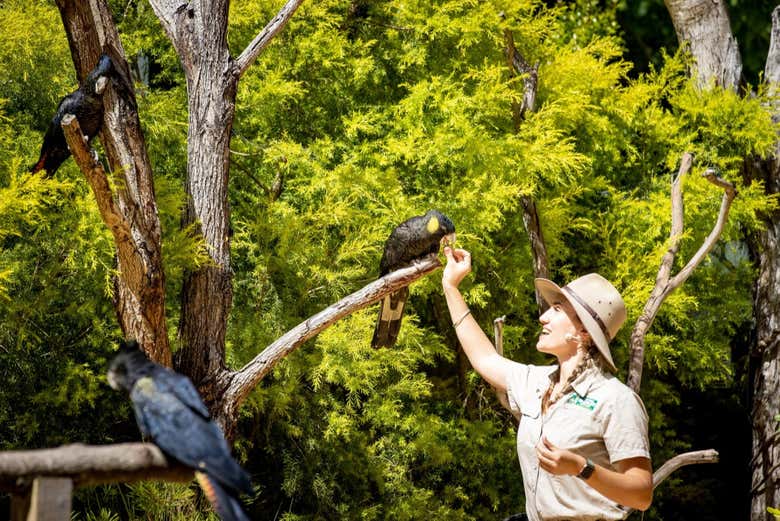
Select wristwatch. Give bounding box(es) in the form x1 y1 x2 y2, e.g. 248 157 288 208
577 458 595 480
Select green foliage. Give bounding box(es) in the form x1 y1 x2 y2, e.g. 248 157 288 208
1 0 776 519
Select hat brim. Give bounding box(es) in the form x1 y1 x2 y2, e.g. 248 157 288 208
534 278 617 372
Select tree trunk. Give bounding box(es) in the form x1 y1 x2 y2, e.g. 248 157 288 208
664 0 742 90
748 211 780 518
55 0 169 365
108 0 302 423
664 2 780 517
748 7 780 518
167 1 237 397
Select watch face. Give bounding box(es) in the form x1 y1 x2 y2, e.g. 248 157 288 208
578 459 595 479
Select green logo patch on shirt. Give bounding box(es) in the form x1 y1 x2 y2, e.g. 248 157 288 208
566 393 598 411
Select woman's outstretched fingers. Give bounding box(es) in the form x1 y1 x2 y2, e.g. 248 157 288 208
442 247 472 289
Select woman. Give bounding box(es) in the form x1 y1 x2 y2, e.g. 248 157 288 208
442 247 652 521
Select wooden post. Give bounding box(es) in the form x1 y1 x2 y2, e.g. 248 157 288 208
493 316 519 420
14 478 73 521
10 493 31 521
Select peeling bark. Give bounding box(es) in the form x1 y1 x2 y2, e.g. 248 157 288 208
664 0 742 90
54 0 169 365
747 9 780 516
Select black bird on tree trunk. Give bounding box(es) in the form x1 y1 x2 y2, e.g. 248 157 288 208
372 210 456 348
30 54 114 176
107 341 253 521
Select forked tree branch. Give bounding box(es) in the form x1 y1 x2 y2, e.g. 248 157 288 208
56 0 170 365
218 255 442 420
627 153 737 392
235 0 306 77
61 115 132 245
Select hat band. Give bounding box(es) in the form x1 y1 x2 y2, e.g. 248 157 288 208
562 286 611 340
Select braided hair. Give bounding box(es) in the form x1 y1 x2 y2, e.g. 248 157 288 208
541 342 606 414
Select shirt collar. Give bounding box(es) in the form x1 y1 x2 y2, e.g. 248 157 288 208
544 364 607 398
571 365 607 397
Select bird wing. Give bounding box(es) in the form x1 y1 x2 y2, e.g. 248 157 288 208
155 367 210 419
130 375 252 495
379 219 416 274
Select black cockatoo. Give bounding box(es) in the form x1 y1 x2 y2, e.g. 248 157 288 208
371 210 456 348
107 341 252 521
30 54 114 176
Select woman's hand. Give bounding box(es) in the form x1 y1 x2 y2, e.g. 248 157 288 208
536 436 586 476
442 247 472 290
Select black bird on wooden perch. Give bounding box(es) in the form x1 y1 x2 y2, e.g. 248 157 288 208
372 210 456 348
107 341 253 521
30 54 114 176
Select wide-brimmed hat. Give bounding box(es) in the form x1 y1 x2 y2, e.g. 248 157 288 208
534 273 626 372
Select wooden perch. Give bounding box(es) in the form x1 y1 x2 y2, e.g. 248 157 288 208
61 114 132 246
0 443 191 494
218 254 442 419
627 153 737 392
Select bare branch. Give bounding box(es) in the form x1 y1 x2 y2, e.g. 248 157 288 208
503 28 539 127
669 170 737 288
627 154 739 392
235 0 306 77
618 449 719 516
520 195 550 309
492 316 518 418
502 28 548 310
61 114 132 245
652 449 720 489
493 316 506 356
0 443 192 494
220 255 442 418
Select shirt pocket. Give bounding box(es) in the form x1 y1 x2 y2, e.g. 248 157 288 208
547 400 602 451
518 398 542 446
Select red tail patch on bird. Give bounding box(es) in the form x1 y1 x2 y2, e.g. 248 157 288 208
195 471 222 512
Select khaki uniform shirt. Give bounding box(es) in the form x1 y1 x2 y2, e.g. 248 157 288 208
506 363 650 521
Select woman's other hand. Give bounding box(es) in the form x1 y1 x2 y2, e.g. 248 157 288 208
442 247 472 290
536 436 586 477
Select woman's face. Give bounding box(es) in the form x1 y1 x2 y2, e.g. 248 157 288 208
536 299 585 357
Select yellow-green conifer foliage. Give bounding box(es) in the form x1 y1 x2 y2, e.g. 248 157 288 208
1 0 776 519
